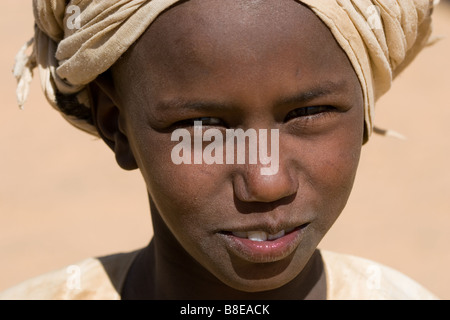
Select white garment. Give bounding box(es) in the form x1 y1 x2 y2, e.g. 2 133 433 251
0 249 438 300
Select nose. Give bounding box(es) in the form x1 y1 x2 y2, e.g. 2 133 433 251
233 160 298 203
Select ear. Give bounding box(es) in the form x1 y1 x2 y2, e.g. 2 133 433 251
89 73 138 171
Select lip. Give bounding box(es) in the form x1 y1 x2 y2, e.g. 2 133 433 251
219 224 309 263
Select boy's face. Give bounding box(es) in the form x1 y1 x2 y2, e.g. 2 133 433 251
110 0 364 292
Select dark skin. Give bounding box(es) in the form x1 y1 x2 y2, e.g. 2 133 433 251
90 0 364 299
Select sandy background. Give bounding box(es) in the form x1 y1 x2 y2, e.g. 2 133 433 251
0 1 449 299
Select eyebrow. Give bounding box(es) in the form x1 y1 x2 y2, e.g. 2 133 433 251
155 99 234 113
155 80 348 112
276 80 348 107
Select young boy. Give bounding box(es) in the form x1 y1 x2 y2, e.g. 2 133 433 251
2 0 439 299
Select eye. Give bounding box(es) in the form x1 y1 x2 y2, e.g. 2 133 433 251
173 117 227 128
284 105 336 122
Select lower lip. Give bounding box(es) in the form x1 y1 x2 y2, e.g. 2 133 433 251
220 225 308 263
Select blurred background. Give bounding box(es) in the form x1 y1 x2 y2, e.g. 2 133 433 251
0 1 449 299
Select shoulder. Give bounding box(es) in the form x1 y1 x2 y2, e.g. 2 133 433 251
320 250 438 300
0 250 140 300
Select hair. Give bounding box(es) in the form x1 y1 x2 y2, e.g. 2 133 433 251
55 91 94 126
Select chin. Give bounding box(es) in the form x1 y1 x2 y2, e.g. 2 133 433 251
211 253 307 294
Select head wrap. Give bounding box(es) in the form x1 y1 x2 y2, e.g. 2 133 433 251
14 0 436 139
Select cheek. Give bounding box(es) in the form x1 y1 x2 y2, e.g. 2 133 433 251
315 138 360 203
150 164 228 225
129 127 228 229
304 117 363 232
141 154 232 275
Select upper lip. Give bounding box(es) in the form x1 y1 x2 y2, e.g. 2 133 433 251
216 207 314 235
220 222 310 235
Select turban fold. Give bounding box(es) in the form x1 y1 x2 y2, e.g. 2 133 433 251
14 0 436 139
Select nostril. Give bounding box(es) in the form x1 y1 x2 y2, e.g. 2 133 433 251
232 166 298 204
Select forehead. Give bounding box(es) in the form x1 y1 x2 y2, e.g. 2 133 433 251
113 0 358 104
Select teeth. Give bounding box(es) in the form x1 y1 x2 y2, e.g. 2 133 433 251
231 229 288 241
247 231 267 242
232 231 248 238
267 230 285 240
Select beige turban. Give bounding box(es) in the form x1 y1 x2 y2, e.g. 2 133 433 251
14 0 436 139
